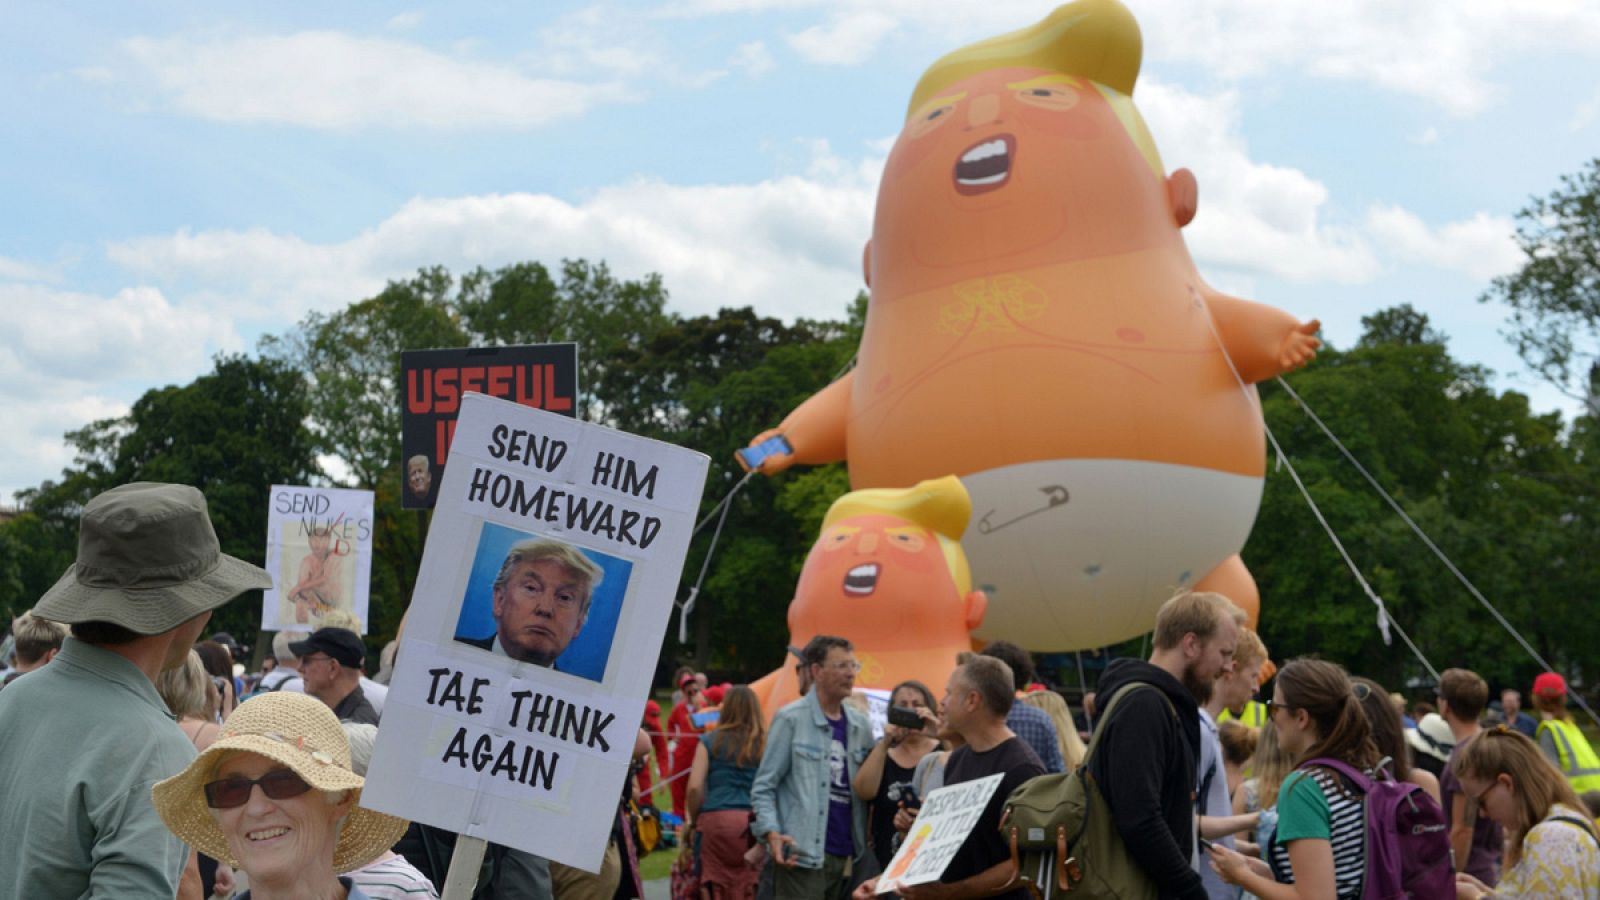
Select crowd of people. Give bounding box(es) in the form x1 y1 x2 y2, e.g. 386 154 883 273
2 481 1599 900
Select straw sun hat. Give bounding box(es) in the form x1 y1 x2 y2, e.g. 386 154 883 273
153 692 408 873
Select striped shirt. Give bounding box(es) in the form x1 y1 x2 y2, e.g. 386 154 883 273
1268 767 1365 900
349 853 440 899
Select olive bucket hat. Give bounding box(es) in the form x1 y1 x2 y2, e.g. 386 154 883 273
35 482 273 634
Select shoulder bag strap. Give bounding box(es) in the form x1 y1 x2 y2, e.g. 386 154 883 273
1083 683 1177 765
1299 756 1373 793
1549 814 1600 851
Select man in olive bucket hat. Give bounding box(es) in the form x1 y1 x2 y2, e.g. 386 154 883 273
0 482 272 899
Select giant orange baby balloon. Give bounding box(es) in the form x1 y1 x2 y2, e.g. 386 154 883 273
745 0 1320 650
748 476 987 715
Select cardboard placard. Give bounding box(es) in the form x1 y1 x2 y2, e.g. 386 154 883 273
364 393 709 872
401 344 579 509
876 774 1005 894
261 485 374 632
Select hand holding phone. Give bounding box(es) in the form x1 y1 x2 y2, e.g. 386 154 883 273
737 434 794 472
767 832 798 868
887 705 923 729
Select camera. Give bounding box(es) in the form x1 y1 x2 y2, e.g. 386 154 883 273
887 705 924 729
886 780 919 807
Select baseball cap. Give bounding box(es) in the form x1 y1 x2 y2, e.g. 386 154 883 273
1533 671 1567 698
288 627 366 668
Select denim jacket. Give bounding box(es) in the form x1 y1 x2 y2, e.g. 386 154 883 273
750 691 873 869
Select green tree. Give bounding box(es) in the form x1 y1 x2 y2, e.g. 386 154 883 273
1482 158 1600 418
455 259 675 425
1246 306 1594 691
0 356 319 639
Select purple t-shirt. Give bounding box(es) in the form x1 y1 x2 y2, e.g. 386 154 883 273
825 713 854 857
1439 738 1502 885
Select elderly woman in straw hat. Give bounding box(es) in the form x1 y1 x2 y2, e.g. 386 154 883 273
154 692 409 900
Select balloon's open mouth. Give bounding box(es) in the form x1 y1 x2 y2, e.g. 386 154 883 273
954 134 1014 195
843 563 880 596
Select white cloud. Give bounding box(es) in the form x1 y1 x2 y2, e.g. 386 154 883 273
1134 0 1600 117
0 283 241 381
786 10 900 65
1571 86 1600 130
0 255 55 283
659 0 1600 116
1140 82 1380 283
385 11 424 31
115 31 628 129
1365 205 1522 281
729 40 775 77
107 143 881 323
0 283 244 499
1411 126 1440 145
0 388 130 501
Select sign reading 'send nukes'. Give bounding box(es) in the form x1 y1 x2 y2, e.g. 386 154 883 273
365 394 708 873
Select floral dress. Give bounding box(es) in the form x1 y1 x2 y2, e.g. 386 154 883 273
1487 804 1600 899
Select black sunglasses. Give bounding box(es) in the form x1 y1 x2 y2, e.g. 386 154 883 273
203 769 313 809
1264 699 1298 717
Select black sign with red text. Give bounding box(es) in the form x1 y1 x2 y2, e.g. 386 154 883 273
400 344 579 509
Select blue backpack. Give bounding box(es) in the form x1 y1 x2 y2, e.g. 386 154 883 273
1300 757 1452 900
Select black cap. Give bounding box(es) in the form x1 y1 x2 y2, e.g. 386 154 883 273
288 627 366 668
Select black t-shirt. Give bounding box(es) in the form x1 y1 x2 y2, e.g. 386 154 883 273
939 736 1045 900
870 753 918 868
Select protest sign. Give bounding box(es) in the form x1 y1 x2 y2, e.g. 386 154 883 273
364 393 709 872
401 344 579 509
857 687 891 740
261 485 374 632
876 774 1005 894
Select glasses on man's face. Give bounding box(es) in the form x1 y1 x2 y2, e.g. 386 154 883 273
821 660 861 673
203 769 313 809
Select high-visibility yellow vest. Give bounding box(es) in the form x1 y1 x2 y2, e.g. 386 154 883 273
1536 718 1600 793
1218 700 1267 728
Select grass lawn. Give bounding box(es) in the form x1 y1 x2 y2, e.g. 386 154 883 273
640 844 681 882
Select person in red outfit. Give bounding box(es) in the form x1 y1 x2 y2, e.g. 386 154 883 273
637 699 668 799
667 673 705 818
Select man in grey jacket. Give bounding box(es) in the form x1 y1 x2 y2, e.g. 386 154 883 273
752 635 874 900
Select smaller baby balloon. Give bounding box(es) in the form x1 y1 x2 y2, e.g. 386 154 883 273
749 476 986 717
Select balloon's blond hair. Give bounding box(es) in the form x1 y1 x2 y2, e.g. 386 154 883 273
822 475 974 595
905 0 1165 179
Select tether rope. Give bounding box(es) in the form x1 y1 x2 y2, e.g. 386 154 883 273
1194 297 1440 681
1274 375 1600 730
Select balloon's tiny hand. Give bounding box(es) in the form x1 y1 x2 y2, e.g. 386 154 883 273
1279 319 1322 371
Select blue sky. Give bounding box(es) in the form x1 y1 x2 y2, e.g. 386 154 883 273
4 0 1600 500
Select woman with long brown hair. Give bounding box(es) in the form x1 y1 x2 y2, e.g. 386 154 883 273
687 685 766 900
1451 726 1599 899
1353 675 1441 803
1210 659 1378 900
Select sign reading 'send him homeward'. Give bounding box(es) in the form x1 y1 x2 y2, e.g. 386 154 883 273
363 393 709 873
400 343 578 509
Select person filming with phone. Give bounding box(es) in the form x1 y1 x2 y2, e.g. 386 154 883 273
853 680 944 871
853 656 1045 900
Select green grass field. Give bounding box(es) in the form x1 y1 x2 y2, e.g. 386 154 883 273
640 845 681 882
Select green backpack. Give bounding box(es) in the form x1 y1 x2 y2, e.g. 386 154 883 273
1000 683 1178 899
